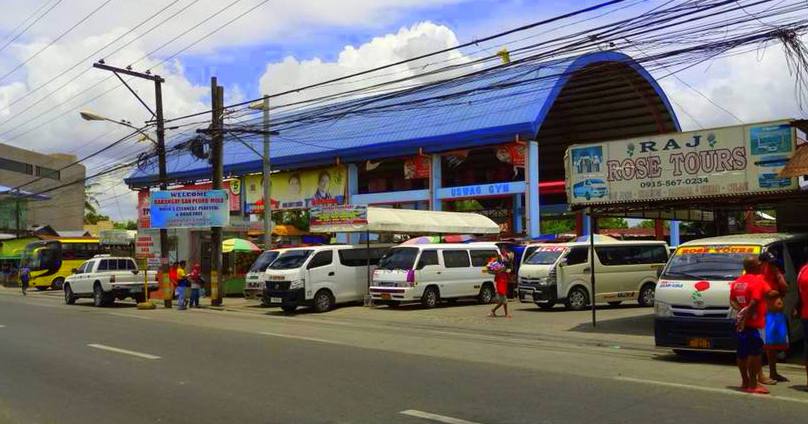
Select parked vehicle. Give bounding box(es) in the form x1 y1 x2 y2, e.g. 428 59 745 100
21 238 111 290
244 248 289 300
62 255 159 306
655 233 808 353
369 243 501 308
518 240 668 310
262 245 388 313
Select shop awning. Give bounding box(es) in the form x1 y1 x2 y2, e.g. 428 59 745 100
780 144 808 177
311 207 500 234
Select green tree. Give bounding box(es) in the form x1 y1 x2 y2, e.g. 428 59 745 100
598 217 628 229
541 218 575 235
113 220 138 230
84 184 109 224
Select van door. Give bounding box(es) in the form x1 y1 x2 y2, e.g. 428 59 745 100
306 249 335 301
593 245 637 301
337 247 368 302
558 247 589 300
414 249 440 288
471 248 500 291
440 250 472 298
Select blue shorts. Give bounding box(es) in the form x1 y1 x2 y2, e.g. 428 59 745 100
736 328 764 359
763 311 789 350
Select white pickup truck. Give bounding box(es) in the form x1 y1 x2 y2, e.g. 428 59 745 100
63 255 159 307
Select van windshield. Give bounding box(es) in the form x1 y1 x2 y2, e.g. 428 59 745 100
268 250 313 270
661 245 760 281
249 251 280 272
525 248 567 265
377 247 418 270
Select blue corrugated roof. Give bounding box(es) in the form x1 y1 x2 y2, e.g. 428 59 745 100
126 51 678 187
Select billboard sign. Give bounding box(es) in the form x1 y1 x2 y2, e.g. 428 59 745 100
149 190 230 229
244 166 346 213
135 230 160 259
309 205 368 232
566 121 797 205
180 180 241 211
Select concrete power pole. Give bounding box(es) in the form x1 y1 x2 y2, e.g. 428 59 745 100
210 78 225 306
262 95 272 249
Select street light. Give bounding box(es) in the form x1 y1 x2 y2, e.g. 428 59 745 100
247 96 272 249
80 110 157 144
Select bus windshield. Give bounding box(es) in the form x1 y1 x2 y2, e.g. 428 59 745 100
661 245 760 281
249 251 281 273
22 241 61 271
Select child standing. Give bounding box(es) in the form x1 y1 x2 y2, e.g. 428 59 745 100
189 264 202 308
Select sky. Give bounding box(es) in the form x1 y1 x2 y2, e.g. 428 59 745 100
0 0 804 222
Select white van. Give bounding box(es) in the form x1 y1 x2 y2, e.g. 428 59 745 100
655 233 808 353
263 245 388 313
244 248 289 300
369 243 501 308
517 240 668 310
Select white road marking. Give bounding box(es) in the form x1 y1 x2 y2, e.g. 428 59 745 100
615 376 808 404
399 410 483 424
87 344 161 360
257 331 352 347
0 325 5 328
107 312 152 320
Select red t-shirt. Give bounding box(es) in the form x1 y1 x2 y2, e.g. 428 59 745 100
797 264 808 319
495 273 508 295
761 264 787 294
729 274 767 329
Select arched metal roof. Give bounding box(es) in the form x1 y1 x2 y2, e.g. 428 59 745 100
126 51 679 187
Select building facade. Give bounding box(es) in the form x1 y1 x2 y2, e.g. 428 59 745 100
0 143 86 232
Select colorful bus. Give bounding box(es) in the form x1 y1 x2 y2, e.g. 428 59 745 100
22 238 110 290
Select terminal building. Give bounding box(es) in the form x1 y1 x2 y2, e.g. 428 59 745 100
0 143 86 233
126 51 680 255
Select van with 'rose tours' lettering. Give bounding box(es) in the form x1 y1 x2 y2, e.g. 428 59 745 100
654 233 808 354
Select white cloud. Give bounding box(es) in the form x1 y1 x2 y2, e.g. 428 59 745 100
258 21 471 106
659 43 807 131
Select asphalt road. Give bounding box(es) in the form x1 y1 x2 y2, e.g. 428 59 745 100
1 293 807 424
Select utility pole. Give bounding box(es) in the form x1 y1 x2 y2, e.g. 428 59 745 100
261 95 272 249
92 61 172 308
210 77 224 306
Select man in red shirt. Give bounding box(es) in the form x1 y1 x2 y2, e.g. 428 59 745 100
729 255 768 394
794 256 808 389
759 252 789 384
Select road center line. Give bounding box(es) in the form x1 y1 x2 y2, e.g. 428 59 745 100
399 410 483 424
0 324 5 328
258 331 352 347
614 376 808 404
87 344 161 360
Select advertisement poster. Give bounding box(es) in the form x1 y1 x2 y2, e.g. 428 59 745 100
496 143 526 167
404 156 430 179
149 190 230 229
137 190 150 229
245 166 346 213
180 180 241 211
566 121 797 205
309 205 368 232
135 230 160 260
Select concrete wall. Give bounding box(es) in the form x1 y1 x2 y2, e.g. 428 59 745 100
0 143 86 232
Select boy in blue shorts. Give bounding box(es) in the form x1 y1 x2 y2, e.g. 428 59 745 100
729 256 768 394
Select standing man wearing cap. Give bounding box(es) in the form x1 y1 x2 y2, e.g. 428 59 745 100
759 251 789 384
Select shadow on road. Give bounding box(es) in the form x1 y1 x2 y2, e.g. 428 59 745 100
566 310 654 337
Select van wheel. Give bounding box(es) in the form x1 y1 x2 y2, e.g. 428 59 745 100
565 286 589 311
313 290 334 313
478 283 494 304
421 286 439 308
281 304 297 313
638 283 656 307
64 284 77 305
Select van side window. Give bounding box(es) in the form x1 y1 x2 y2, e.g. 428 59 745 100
470 250 499 267
307 251 333 269
442 250 471 268
565 247 589 266
786 241 807 272
416 250 439 269
339 248 387 267
596 245 668 266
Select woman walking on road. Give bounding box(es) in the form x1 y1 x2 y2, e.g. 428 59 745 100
488 248 514 318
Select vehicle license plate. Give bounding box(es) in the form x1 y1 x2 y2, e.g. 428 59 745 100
381 293 392 300
687 337 711 349
271 297 282 303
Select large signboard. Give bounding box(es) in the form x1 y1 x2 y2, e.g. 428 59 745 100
137 190 150 229
149 190 230 229
180 180 241 211
309 205 368 233
244 166 346 213
566 121 797 205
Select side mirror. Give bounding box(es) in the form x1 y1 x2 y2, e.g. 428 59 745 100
71 268 78 274
558 258 568 267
